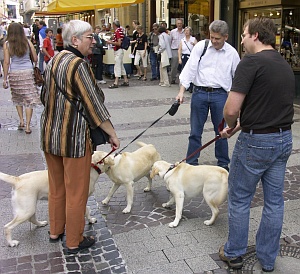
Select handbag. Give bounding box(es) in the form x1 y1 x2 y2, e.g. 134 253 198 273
157 53 161 62
33 66 44 87
28 43 44 87
51 70 110 146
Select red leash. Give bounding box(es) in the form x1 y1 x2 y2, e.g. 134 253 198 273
91 147 116 174
178 118 230 165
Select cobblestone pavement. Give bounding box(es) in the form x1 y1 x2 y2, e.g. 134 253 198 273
0 72 300 273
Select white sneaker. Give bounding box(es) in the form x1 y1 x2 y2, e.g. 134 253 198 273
160 84 170 87
98 80 106 84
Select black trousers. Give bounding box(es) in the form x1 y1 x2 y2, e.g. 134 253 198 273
92 54 104 81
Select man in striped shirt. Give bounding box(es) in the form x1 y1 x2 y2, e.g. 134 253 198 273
106 20 129 88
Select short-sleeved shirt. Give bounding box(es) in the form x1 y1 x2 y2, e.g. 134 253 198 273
231 50 294 129
43 37 54 62
112 27 124 51
136 33 147 50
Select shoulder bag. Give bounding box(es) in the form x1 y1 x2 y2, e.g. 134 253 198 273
28 43 44 87
51 69 110 146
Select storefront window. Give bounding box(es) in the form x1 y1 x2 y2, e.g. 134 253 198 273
167 0 209 38
241 6 300 70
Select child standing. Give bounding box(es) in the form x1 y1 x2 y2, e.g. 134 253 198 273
42 28 54 64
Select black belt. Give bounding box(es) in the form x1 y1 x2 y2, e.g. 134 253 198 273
195 86 222 92
242 126 291 134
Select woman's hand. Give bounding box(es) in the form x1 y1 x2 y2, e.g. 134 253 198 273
109 135 120 150
178 58 182 64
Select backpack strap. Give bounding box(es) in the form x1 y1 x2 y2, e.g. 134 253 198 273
199 39 209 62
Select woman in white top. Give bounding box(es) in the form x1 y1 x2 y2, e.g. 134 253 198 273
178 26 197 70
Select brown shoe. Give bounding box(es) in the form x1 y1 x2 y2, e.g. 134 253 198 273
219 245 243 269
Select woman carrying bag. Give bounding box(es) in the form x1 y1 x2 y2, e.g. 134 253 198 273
40 20 120 254
3 22 41 134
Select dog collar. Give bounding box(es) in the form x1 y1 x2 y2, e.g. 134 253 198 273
91 163 102 175
164 164 175 178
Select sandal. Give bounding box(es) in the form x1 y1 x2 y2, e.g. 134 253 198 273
18 125 25 130
142 77 147 81
48 231 64 243
120 82 129 87
108 83 118 89
25 129 32 134
67 236 95 254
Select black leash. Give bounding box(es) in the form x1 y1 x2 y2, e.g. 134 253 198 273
115 100 180 155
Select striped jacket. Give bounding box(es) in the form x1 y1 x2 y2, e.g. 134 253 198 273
40 50 110 157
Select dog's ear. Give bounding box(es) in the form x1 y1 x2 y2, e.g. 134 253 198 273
104 156 115 166
150 167 159 179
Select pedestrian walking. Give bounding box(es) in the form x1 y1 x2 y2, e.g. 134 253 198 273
219 17 295 272
158 26 172 87
106 20 129 88
40 20 120 255
170 18 185 84
92 25 106 84
148 23 160 81
178 26 196 92
55 27 64 52
2 22 41 134
176 20 240 171
133 25 148 81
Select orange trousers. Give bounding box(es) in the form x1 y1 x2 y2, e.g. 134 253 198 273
44 142 91 248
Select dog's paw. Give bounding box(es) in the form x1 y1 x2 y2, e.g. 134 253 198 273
168 221 178 228
162 203 171 208
37 221 48 227
88 217 97 224
8 240 19 247
122 207 131 214
143 187 151 192
204 219 214 226
102 198 109 205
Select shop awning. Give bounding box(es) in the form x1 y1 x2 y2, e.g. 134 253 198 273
47 0 144 13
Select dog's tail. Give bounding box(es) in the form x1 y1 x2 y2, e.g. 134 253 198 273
136 141 148 147
0 172 19 187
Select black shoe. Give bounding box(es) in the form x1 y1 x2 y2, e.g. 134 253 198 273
219 245 243 270
67 236 95 254
150 77 158 81
220 166 229 172
171 80 176 84
262 267 274 272
48 231 64 243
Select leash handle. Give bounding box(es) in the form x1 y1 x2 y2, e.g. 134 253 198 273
96 147 116 165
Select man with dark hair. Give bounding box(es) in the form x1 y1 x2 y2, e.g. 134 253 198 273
31 19 40 54
106 20 129 88
148 23 160 81
38 20 47 73
219 17 294 272
92 25 106 84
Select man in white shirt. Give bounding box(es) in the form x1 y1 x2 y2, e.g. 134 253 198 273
176 20 240 171
170 19 185 84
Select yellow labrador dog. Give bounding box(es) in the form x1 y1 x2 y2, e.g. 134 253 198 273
0 153 103 247
150 160 228 228
93 142 161 213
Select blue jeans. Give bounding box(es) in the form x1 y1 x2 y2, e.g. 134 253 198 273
149 50 159 79
186 87 229 166
39 51 45 73
224 130 292 271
